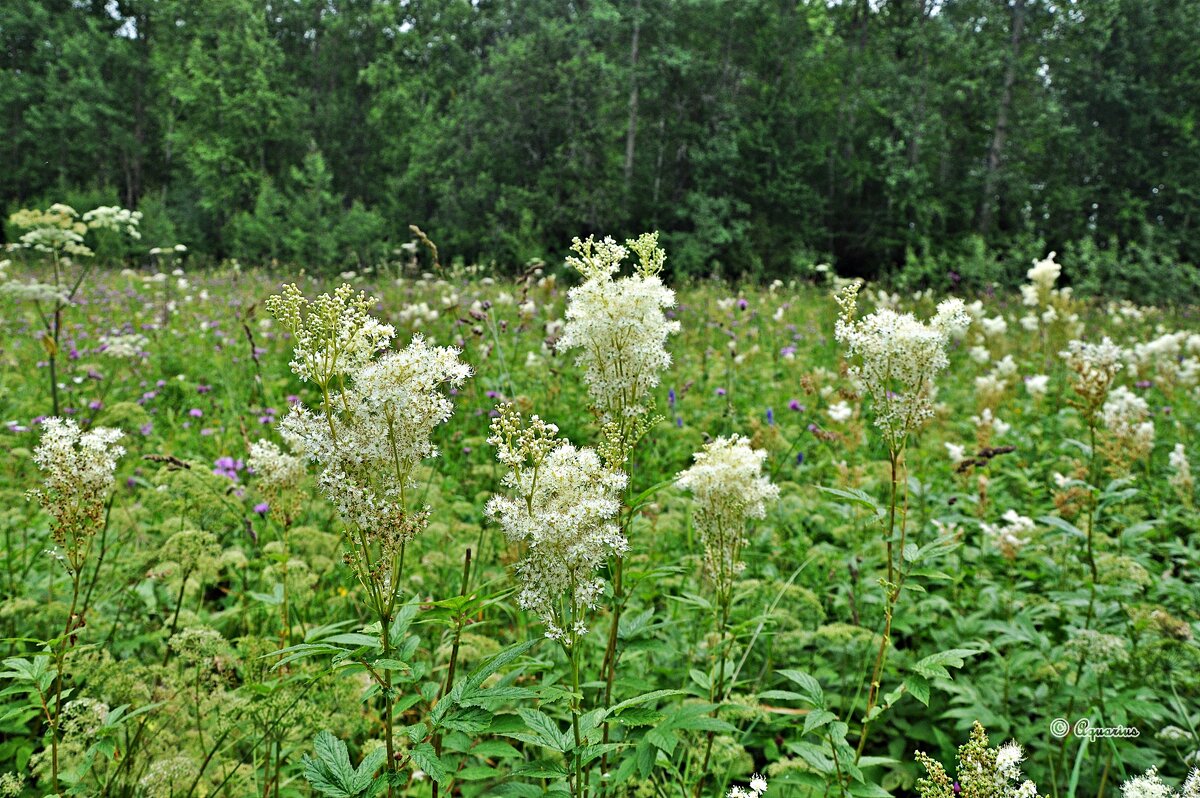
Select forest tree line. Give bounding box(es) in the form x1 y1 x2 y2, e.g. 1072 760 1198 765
4 0 1200 291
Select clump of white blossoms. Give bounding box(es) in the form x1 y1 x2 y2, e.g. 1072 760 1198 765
1060 337 1125 423
834 282 970 452
269 284 469 598
1024 374 1050 399
981 510 1036 560
728 773 768 798
1019 252 1081 336
266 283 395 388
486 403 627 644
557 233 680 460
99 332 149 359
1169 444 1194 505
82 205 143 237
248 438 308 524
1121 767 1200 798
27 418 125 571
1022 252 1063 307
1101 385 1155 467
677 435 779 598
248 439 306 490
916 723 1040 798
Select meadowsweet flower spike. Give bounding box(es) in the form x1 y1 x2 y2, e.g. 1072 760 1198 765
1060 337 1124 421
558 232 680 428
678 434 779 596
280 335 469 553
27 418 125 569
486 403 627 643
266 283 395 387
834 284 969 450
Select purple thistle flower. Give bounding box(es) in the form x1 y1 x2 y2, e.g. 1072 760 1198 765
188 408 203 418
213 457 245 481
788 399 805 412
715 388 727 396
254 502 270 516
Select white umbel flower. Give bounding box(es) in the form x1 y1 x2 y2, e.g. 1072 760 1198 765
677 435 779 596
557 233 680 423
486 404 627 643
834 283 970 450
99 333 149 359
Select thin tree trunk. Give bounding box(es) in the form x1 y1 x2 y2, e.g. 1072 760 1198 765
979 0 1026 233
623 0 641 192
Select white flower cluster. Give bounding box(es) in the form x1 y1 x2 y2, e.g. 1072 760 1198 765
728 773 768 798
677 435 779 594
1122 768 1200 798
1018 252 1081 334
1024 374 1050 399
1060 337 1125 418
266 283 396 386
486 404 627 643
82 205 143 238
279 334 470 546
1102 385 1155 460
994 742 1039 798
27 418 125 564
1126 331 1200 389
269 284 469 577
10 203 92 257
557 233 680 422
974 354 1019 404
1169 444 1194 501
0 280 70 304
247 438 306 493
972 408 1012 438
834 283 970 450
1023 253 1062 305
981 510 1035 559
100 332 149 359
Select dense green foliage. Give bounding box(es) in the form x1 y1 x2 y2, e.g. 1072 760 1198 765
5 0 1200 287
0 248 1197 796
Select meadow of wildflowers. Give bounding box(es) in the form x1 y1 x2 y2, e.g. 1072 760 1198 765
0 216 1198 798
